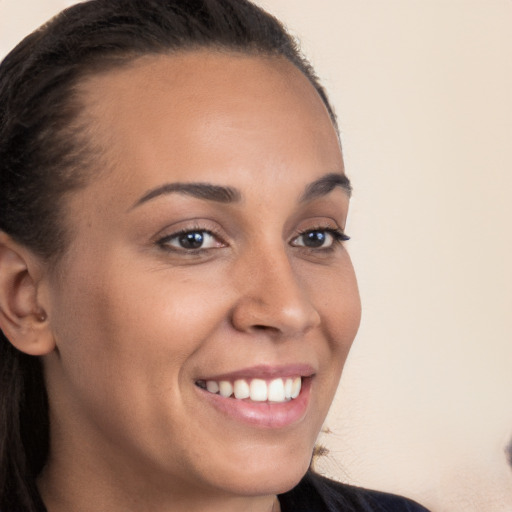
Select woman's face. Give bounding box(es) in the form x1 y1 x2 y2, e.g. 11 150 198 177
40 52 361 500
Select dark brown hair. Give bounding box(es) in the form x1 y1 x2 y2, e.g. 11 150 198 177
0 1 337 510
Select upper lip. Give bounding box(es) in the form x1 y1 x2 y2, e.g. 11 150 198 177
197 364 316 382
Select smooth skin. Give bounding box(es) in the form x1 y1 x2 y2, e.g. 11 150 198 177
0 51 361 512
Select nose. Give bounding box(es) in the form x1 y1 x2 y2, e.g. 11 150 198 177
230 246 321 338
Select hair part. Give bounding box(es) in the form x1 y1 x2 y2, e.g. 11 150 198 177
0 1 338 509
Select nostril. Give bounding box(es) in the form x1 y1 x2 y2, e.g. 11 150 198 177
253 324 274 331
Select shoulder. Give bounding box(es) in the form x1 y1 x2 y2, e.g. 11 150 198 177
279 471 431 512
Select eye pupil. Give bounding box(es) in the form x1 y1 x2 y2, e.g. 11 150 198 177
179 232 204 249
303 231 326 248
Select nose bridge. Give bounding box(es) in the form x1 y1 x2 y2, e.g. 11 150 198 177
230 238 320 336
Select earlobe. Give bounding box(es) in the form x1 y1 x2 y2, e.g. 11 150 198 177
0 232 55 356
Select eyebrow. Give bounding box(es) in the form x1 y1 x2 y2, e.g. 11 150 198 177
131 182 241 209
300 173 352 202
131 172 352 210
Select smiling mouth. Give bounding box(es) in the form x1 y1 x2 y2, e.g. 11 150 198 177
195 376 302 403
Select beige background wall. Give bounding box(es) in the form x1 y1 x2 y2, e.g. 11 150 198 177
1 1 511 511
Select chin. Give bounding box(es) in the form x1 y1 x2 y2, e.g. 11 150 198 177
207 443 313 497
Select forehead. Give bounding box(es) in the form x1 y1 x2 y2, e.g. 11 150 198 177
80 50 330 118
75 51 343 197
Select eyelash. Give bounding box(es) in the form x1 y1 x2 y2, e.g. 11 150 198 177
156 226 350 254
292 227 350 251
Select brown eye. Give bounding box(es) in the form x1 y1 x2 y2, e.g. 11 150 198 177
291 228 349 249
158 230 222 251
302 231 329 248
178 232 207 249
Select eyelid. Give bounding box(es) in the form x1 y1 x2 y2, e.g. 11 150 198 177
290 216 346 237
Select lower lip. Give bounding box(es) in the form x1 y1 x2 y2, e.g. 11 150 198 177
195 378 312 429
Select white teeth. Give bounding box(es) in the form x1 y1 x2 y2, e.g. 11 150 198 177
291 377 301 399
284 378 293 399
219 381 233 398
206 381 219 393
250 379 268 401
201 376 303 402
233 379 250 399
268 378 286 402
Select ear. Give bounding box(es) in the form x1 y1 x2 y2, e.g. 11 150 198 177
0 232 55 356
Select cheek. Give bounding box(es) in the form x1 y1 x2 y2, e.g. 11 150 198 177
306 257 361 383
50 257 233 386
331 264 361 348
307 255 361 340
45 259 236 451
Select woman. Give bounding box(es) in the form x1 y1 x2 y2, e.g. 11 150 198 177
0 1 430 511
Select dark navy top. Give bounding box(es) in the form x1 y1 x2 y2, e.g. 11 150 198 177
279 471 430 512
